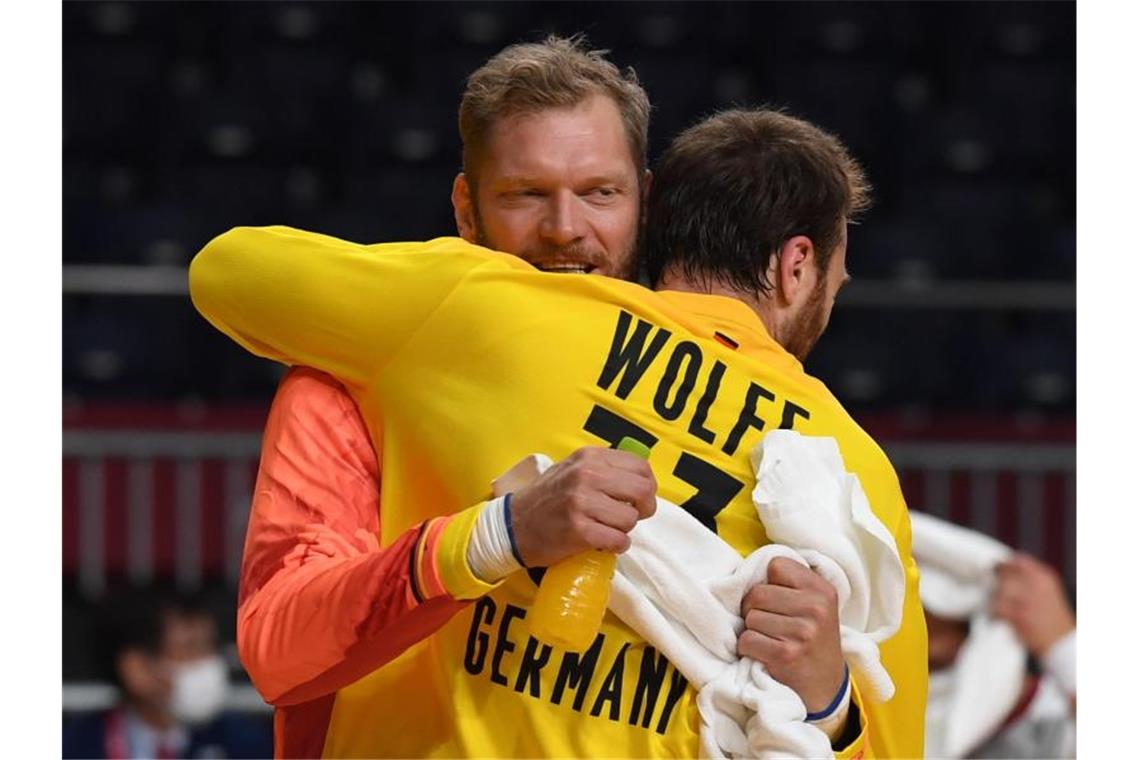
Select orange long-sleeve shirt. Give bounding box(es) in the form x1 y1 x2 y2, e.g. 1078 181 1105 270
237 367 469 757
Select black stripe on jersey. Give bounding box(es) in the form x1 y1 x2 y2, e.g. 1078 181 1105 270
408 521 429 604
714 332 739 350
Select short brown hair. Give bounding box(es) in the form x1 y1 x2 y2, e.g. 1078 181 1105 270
458 35 650 185
644 108 872 297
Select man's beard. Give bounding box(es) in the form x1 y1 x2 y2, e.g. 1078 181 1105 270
472 203 642 282
782 277 829 363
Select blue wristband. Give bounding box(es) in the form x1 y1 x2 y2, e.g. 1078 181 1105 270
502 493 528 568
805 664 850 722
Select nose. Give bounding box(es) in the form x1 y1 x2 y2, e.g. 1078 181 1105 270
538 190 586 247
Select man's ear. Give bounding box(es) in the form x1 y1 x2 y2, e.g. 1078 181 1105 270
774 235 816 306
451 173 477 243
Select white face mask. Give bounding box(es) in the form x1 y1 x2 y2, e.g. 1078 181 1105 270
169 654 229 725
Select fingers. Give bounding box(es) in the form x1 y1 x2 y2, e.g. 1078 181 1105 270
740 561 838 624
995 554 1067 616
584 499 641 533
735 560 846 712
588 466 657 518
737 628 798 662
744 608 819 643
992 582 1020 612
765 556 831 591
565 446 652 475
998 553 1057 584
991 591 1022 622
579 520 632 554
510 445 658 564
995 557 1029 585
564 448 657 519
741 581 830 620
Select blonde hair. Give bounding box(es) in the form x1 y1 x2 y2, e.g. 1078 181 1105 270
458 34 650 185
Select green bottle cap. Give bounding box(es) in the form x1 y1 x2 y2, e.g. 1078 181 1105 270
616 436 651 460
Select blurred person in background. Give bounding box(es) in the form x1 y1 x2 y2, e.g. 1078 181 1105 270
234 36 885 757
62 587 272 760
912 512 1075 759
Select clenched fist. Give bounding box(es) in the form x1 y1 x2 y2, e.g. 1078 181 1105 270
738 557 846 714
507 446 657 568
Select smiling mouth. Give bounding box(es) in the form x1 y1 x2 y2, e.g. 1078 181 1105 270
537 263 595 274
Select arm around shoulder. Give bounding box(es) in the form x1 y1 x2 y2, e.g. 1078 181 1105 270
189 227 497 388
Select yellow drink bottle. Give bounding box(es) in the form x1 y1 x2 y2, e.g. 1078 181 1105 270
528 437 652 651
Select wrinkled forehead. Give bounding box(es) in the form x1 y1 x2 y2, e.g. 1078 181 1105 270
478 95 640 183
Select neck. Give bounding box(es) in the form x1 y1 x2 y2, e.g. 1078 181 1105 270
655 269 782 343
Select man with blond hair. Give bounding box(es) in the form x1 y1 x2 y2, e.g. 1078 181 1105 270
235 36 660 758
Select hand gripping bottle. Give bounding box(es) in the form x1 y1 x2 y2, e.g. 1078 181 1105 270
527 436 652 651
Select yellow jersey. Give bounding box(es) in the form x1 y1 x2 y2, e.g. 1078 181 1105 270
191 227 927 758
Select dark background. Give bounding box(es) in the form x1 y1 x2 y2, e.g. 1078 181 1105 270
62 0 1075 713
63 0 1075 410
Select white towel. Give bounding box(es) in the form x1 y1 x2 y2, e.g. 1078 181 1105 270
909 511 1025 759
609 431 906 759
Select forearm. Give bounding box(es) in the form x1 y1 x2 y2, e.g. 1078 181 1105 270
238 485 504 704
238 520 468 705
808 667 852 746
190 227 371 383
235 367 508 704
189 227 493 388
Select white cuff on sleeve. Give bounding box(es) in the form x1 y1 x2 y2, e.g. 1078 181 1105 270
466 496 523 583
1042 628 1076 697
